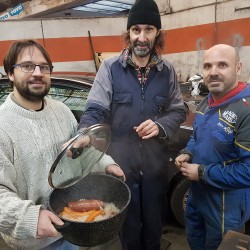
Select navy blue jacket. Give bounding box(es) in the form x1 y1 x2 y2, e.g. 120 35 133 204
79 51 187 249
79 53 186 180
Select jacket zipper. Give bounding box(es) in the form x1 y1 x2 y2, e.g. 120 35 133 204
139 74 147 176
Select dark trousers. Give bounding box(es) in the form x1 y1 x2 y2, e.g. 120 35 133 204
119 175 168 250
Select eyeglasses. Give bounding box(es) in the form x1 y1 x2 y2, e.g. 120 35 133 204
12 62 53 74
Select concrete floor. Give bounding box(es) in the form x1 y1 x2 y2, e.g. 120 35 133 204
79 223 190 250
162 224 190 250
0 223 190 250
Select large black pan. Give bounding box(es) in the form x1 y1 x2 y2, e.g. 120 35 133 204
49 173 131 247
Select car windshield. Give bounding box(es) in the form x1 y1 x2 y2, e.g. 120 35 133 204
49 85 90 121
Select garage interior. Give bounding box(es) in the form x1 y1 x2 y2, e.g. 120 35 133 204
0 0 134 19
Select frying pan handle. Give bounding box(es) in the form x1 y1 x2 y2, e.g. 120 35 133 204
53 221 70 232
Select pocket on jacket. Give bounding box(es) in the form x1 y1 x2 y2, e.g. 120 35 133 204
154 96 169 115
111 92 132 126
113 92 132 104
211 125 235 152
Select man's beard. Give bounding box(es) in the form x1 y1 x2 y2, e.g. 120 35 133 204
14 80 50 102
132 41 154 57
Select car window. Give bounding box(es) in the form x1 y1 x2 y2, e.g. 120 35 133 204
0 77 92 122
0 82 12 106
49 85 90 121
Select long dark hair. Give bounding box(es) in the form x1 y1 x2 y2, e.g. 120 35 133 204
121 29 165 54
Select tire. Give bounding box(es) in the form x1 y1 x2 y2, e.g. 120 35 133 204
170 177 191 227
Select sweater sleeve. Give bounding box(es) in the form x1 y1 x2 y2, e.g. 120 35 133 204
91 153 117 173
0 129 40 239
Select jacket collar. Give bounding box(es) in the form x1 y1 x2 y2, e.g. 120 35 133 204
208 81 248 107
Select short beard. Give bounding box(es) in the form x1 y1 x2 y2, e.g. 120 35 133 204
15 84 49 102
133 46 151 57
131 41 154 57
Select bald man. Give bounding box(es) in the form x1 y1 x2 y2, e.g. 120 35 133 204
175 44 250 250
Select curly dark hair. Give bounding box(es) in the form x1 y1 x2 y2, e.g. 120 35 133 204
121 29 165 54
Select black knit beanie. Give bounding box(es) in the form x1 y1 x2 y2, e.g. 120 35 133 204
127 0 161 30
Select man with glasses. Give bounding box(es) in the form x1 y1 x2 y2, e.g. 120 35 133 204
0 39 125 250
13 62 53 74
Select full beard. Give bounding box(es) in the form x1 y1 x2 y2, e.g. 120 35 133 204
15 80 50 102
132 41 154 57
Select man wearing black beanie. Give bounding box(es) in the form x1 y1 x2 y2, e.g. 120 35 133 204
127 0 161 30
78 0 187 249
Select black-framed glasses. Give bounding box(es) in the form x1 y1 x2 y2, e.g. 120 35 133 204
12 62 53 74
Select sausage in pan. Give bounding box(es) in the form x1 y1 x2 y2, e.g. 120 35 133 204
68 199 104 212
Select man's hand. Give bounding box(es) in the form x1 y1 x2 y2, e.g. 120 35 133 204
36 210 64 239
175 154 191 170
105 164 126 181
180 162 199 181
63 135 91 158
134 119 159 139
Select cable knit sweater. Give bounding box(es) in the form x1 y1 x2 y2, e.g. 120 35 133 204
0 94 116 250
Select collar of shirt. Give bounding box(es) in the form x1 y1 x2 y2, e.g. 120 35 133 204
208 81 247 107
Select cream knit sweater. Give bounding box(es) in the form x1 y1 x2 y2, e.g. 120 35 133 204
0 94 115 249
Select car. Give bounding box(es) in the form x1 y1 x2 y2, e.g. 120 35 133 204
0 74 93 122
0 73 205 227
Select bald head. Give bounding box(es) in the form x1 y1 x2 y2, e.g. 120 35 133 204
204 44 239 64
202 44 242 99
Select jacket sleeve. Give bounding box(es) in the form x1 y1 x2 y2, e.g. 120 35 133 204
155 63 187 140
78 58 116 129
196 109 250 190
182 96 208 157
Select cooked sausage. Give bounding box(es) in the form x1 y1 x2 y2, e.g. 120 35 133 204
68 199 104 212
